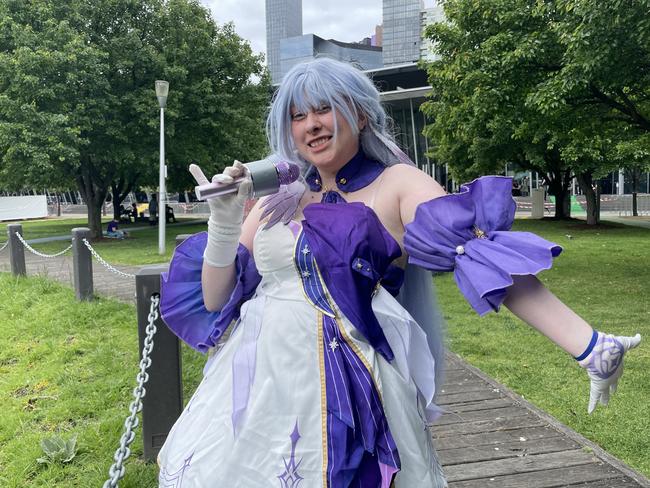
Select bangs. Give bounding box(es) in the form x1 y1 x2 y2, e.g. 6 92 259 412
288 71 334 114
286 69 359 131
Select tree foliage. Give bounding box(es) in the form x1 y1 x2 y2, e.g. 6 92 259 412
422 0 649 222
0 0 270 237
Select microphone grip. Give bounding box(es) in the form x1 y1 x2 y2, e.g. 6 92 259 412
194 159 299 201
194 177 248 200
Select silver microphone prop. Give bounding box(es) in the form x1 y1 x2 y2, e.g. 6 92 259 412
192 160 300 200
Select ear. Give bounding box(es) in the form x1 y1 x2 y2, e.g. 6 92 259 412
358 113 367 131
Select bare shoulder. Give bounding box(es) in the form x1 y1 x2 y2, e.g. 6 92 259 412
380 164 447 226
382 163 446 200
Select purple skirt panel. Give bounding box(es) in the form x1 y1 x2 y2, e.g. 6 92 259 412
404 176 562 315
160 232 261 353
295 230 400 487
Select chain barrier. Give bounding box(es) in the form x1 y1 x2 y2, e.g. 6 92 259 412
0 241 8 252
103 294 160 488
15 232 73 258
81 238 136 279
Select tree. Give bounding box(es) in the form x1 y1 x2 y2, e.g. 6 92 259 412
531 0 650 135
422 0 580 218
0 0 270 238
422 0 647 223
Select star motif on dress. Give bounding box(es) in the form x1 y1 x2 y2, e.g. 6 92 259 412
328 338 339 352
301 245 310 255
301 270 311 278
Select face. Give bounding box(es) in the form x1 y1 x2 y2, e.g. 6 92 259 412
290 104 363 171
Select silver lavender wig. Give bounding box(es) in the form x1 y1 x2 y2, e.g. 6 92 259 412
266 57 413 170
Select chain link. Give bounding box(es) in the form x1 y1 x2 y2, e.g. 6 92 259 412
81 238 136 279
15 233 73 258
103 294 160 488
0 241 8 252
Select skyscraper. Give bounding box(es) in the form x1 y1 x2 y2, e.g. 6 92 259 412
382 0 422 66
265 0 302 83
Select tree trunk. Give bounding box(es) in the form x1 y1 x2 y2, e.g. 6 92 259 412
86 198 104 239
545 170 572 219
76 157 112 239
576 171 600 225
111 175 136 221
111 182 121 221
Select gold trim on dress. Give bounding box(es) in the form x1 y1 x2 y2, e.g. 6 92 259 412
317 310 328 488
293 228 336 318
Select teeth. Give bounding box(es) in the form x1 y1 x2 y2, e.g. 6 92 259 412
309 137 330 148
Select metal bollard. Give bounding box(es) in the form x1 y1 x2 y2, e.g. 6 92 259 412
136 265 182 462
71 228 93 301
7 224 26 276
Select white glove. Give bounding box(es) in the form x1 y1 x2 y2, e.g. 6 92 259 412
190 161 252 267
578 331 641 414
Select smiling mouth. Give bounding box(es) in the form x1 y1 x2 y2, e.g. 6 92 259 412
308 136 332 148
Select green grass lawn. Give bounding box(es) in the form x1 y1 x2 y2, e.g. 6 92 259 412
435 218 650 476
0 218 208 266
0 217 648 486
0 274 205 487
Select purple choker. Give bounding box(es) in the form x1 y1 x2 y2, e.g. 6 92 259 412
305 150 386 193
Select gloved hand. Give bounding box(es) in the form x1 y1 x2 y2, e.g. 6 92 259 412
189 161 252 267
578 331 641 414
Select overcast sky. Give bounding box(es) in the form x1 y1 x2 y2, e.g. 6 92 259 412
200 0 437 59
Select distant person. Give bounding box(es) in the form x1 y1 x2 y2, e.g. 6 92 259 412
131 202 139 222
165 204 177 223
106 219 127 239
148 194 158 226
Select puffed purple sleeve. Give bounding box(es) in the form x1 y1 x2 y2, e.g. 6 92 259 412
403 176 562 315
159 232 261 353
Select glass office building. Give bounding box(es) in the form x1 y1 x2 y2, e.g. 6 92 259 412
382 0 422 66
266 0 302 83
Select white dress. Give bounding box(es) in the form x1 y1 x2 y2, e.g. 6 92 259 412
157 222 447 487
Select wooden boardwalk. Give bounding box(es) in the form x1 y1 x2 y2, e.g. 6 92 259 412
435 354 649 487
1 246 649 487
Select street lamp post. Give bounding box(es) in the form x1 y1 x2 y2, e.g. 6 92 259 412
155 80 169 255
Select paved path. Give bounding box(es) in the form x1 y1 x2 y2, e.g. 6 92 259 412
0 249 141 302
0 238 648 487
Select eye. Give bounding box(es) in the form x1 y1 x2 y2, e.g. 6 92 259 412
316 104 331 114
291 111 305 121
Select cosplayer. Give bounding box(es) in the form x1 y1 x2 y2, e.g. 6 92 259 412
157 58 640 487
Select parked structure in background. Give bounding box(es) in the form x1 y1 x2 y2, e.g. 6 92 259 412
280 34 382 77
265 0 302 83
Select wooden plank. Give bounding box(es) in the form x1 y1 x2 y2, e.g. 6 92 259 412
434 426 561 451
565 477 644 487
432 412 544 437
439 380 491 395
444 369 479 383
444 397 514 413
438 435 579 466
444 449 598 482
437 388 503 405
448 463 626 488
435 406 530 426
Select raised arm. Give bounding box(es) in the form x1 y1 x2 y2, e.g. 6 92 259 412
158 162 262 353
